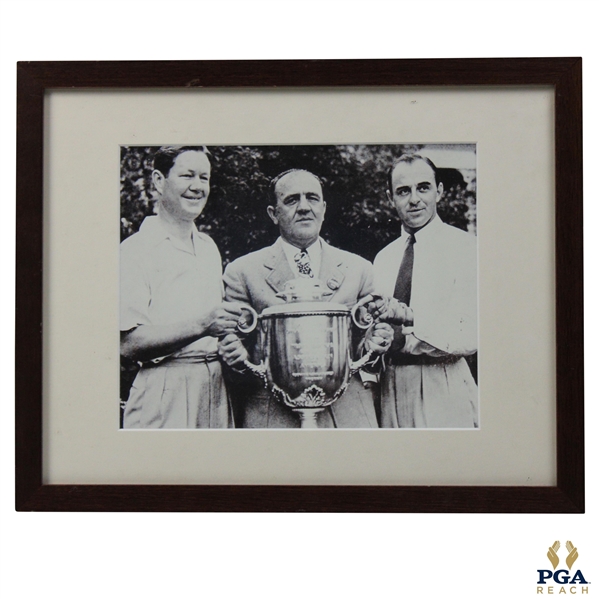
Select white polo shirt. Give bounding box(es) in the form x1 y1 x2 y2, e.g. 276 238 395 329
120 215 224 359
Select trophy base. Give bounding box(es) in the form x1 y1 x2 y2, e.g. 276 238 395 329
292 408 325 429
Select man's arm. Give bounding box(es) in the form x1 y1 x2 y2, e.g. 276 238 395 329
371 232 477 356
223 258 255 306
221 259 259 370
120 239 246 362
120 303 246 363
352 257 393 359
408 235 477 356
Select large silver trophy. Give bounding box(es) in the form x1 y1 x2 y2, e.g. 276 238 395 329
237 278 374 428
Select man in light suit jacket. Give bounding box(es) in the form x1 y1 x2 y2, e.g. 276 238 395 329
218 169 392 428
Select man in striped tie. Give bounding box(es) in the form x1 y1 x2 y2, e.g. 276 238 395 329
220 168 392 428
368 154 478 428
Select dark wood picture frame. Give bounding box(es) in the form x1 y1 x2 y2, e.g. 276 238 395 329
16 58 583 512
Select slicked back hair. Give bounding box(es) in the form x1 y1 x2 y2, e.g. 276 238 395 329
153 145 212 177
388 153 439 191
268 169 324 206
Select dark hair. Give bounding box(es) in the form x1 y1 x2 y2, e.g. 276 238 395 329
268 169 324 206
388 153 439 190
152 145 211 177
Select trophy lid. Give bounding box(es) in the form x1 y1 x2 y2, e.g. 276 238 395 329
263 278 350 317
262 301 349 317
274 277 335 302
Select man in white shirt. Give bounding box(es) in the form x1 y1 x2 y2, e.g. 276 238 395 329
369 154 478 428
120 146 245 428
220 169 392 428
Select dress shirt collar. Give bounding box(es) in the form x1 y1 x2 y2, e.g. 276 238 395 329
139 215 202 254
279 236 323 278
402 214 444 245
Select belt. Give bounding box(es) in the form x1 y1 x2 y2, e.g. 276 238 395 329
386 352 461 366
144 353 220 367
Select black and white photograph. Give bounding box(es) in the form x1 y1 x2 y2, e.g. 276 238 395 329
120 143 478 429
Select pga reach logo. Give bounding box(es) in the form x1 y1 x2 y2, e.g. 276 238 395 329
537 541 590 594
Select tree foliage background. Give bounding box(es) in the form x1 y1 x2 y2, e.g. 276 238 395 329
121 144 476 264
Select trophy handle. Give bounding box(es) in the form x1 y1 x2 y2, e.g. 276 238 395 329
351 297 375 329
349 349 375 377
242 359 268 387
236 305 259 334
351 293 390 329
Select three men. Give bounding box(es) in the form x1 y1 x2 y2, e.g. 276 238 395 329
370 154 478 428
120 146 244 428
120 149 478 430
219 169 392 428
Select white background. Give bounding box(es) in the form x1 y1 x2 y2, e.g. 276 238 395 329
0 1 595 598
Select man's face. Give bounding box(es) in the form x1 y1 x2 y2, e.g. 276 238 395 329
153 151 211 222
267 171 326 248
387 159 443 233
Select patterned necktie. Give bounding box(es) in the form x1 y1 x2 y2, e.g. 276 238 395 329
294 248 314 278
391 233 415 352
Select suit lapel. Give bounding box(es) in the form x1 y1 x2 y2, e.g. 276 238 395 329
263 238 346 297
264 240 295 295
319 239 346 297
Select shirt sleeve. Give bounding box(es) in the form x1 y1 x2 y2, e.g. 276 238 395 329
120 243 151 332
410 284 477 356
409 233 477 356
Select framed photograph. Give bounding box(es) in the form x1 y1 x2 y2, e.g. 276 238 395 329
16 58 583 512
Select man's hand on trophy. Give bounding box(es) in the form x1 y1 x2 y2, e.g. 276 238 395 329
203 302 246 338
364 322 394 354
354 294 392 328
217 333 249 371
358 295 413 327
354 294 386 321
383 298 413 327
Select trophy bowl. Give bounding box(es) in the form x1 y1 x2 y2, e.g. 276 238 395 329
239 279 374 428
